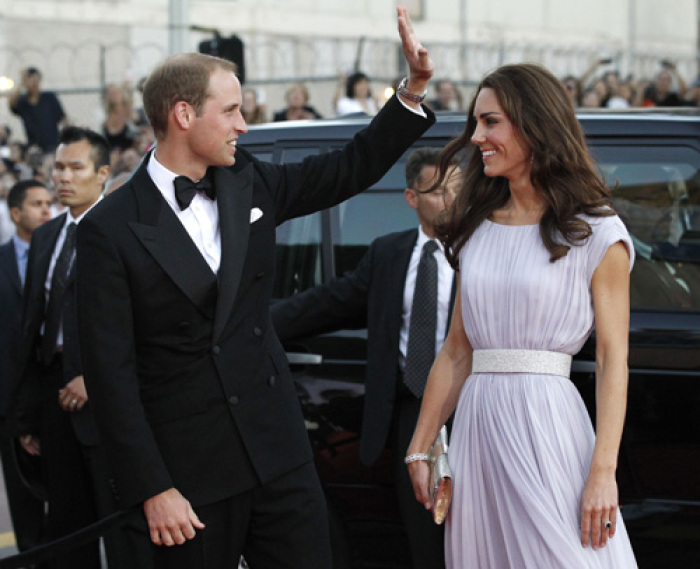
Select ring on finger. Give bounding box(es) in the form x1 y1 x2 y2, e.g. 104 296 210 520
604 521 612 529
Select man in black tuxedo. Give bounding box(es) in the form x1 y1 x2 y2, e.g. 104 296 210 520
75 7 434 568
271 148 461 569
0 179 51 553
9 127 151 569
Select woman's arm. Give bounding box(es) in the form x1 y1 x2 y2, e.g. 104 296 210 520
580 241 631 550
406 274 472 509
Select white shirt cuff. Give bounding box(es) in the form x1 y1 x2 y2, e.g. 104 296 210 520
396 94 428 118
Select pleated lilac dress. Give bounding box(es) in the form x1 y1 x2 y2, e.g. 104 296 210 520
447 215 638 568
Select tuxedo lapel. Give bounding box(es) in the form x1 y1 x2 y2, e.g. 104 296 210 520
212 163 253 342
126 163 217 318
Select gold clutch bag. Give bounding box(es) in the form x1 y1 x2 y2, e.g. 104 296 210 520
428 425 453 525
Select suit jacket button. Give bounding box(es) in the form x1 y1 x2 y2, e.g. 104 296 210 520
253 327 262 337
268 376 276 387
228 395 239 406
255 271 266 280
212 345 221 355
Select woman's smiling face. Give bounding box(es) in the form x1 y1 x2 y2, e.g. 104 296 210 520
470 87 531 183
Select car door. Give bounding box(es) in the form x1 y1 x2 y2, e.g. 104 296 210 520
575 141 700 567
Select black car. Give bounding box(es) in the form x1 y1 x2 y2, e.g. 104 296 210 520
242 108 700 568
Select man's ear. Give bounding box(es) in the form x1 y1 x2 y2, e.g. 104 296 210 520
405 188 418 210
172 102 193 130
97 165 110 188
9 207 20 225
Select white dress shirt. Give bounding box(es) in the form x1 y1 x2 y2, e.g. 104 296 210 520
147 153 221 273
399 226 454 371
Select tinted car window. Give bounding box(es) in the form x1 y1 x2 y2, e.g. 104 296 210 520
331 190 415 276
274 213 323 298
273 147 324 298
330 147 443 276
594 146 700 310
280 146 320 163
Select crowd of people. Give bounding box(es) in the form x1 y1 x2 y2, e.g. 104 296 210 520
2 56 697 237
563 57 699 108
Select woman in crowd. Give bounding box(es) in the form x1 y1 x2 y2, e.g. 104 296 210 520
334 71 379 116
273 83 322 121
406 63 638 568
241 87 268 124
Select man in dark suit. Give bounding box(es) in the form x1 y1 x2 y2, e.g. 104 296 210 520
75 8 434 568
9 127 151 569
0 179 51 553
8 127 109 569
271 147 461 569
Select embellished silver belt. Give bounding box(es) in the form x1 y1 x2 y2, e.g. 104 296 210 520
471 349 572 378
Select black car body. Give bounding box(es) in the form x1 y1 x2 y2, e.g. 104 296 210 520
243 108 700 568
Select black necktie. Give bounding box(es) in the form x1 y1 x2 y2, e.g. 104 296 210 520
404 239 439 398
173 172 216 210
41 222 77 364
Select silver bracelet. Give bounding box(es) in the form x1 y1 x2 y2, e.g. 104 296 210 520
397 77 428 104
404 453 429 465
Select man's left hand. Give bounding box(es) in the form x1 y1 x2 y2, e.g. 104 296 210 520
58 375 88 412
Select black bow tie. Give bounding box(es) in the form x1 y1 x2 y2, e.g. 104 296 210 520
173 173 216 210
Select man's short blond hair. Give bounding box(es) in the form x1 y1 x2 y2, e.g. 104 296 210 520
143 53 238 139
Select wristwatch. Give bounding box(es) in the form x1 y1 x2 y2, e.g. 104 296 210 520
397 77 428 104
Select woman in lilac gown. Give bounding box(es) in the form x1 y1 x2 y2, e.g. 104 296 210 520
406 64 638 568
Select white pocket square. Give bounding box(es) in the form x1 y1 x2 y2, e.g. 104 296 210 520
250 207 263 223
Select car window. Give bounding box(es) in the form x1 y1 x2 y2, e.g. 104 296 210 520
595 146 700 310
275 212 323 298
331 190 415 276
274 146 324 299
329 147 443 276
280 147 320 163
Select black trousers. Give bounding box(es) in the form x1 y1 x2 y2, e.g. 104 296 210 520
40 358 153 569
392 394 446 569
153 461 331 569
38 361 100 569
0 419 46 552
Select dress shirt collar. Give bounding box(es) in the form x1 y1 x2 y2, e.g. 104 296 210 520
63 194 104 228
147 152 215 210
12 234 29 261
415 225 445 254
147 151 181 211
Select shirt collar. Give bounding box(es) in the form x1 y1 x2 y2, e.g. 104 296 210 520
147 151 182 211
416 225 445 253
12 234 29 259
64 194 104 227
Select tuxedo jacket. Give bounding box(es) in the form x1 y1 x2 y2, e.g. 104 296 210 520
75 97 435 509
272 228 450 466
0 241 22 418
8 214 99 445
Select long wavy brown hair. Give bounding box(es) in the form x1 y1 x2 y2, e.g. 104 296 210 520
435 63 614 269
